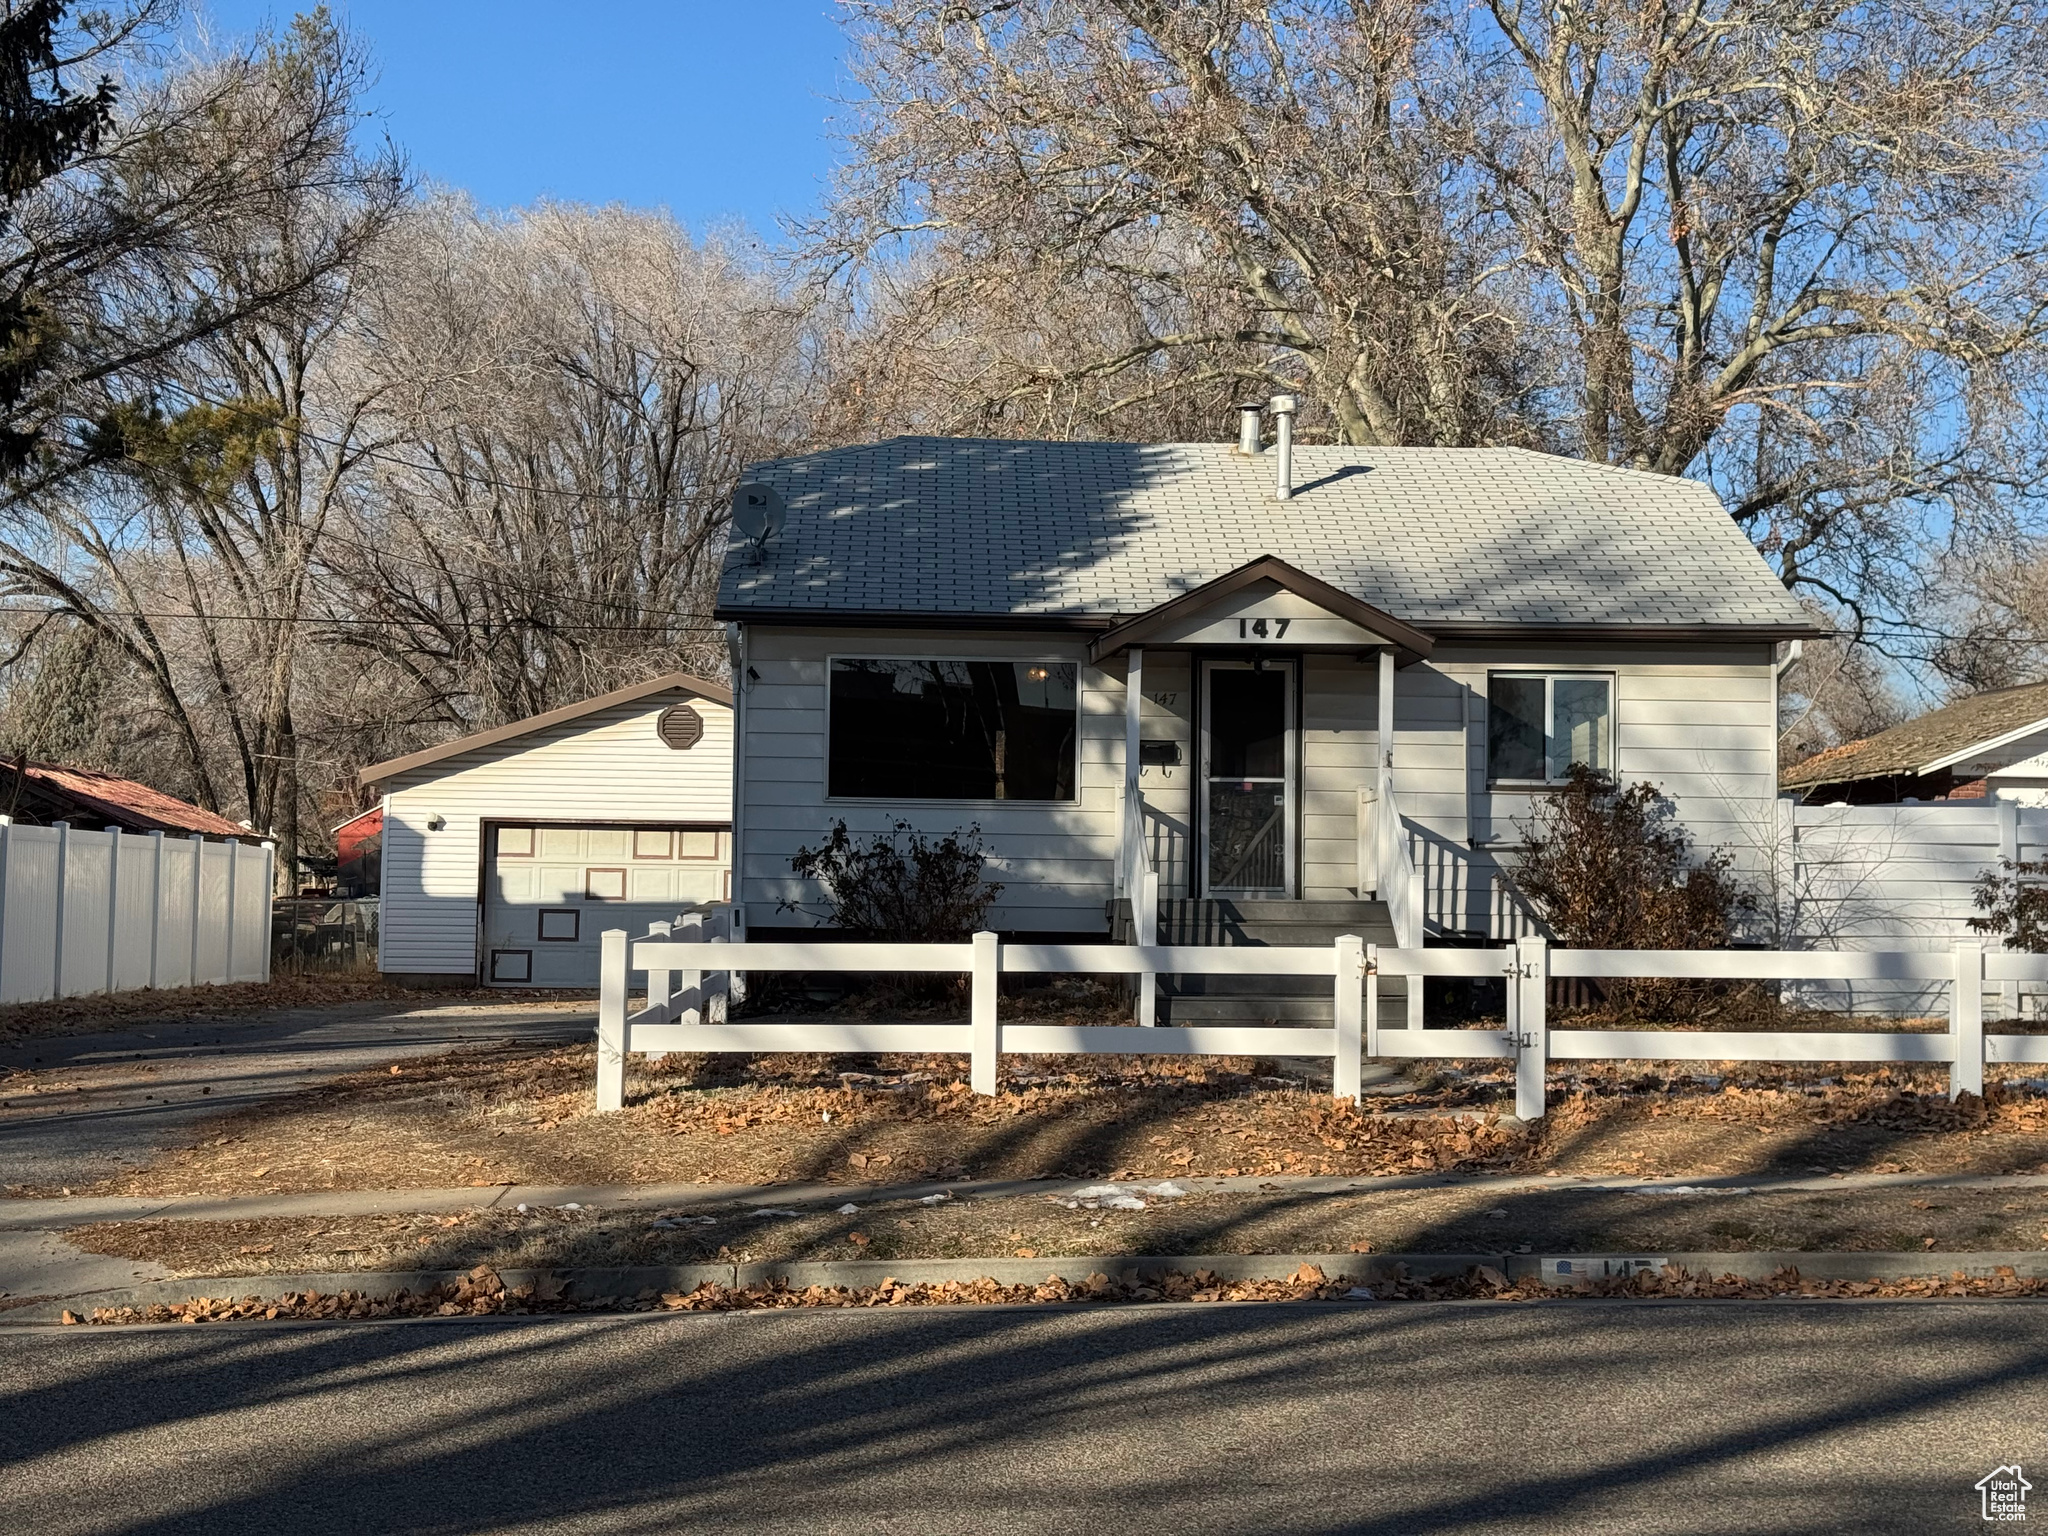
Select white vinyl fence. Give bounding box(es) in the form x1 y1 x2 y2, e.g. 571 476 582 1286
594 913 2048 1120
1779 800 2048 1014
0 819 273 1004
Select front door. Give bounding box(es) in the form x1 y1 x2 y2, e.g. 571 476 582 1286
1200 660 1295 896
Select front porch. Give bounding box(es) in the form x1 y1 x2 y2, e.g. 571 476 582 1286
1100 558 1438 1026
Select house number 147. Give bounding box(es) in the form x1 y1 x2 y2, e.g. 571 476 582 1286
1238 618 1291 639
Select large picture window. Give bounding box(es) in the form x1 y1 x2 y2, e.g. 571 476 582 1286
829 659 1079 800
1487 673 1613 784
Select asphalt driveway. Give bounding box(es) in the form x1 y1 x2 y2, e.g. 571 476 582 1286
0 999 595 1192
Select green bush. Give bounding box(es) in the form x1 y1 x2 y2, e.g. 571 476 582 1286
1969 859 2048 951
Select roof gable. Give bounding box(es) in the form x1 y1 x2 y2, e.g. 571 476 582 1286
1089 557 1433 661
357 671 731 790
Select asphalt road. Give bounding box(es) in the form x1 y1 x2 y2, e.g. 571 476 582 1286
0 1001 595 1190
3 1300 2042 1534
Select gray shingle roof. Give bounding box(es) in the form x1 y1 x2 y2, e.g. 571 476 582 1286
717 437 1813 630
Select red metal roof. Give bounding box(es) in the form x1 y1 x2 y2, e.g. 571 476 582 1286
8 762 250 838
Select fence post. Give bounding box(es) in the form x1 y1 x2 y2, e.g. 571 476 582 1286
51 820 68 999
643 918 673 1064
726 902 746 1008
1515 935 1548 1121
0 817 10 1004
1333 933 1363 1102
1364 941 1379 1060
1951 938 1985 1101
971 929 999 1096
221 838 239 984
188 834 205 986
104 828 121 995
1136 867 1158 1027
596 928 628 1112
259 841 275 982
146 831 164 989
1999 800 2020 1019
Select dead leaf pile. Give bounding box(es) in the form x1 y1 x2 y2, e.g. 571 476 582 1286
62 1257 2048 1327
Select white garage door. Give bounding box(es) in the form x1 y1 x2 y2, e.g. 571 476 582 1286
483 823 730 988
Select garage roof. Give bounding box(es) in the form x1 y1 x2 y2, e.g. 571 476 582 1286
356 672 731 791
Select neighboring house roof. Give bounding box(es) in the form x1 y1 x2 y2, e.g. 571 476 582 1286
356 671 732 790
1 761 249 838
1781 679 2048 791
716 437 1820 636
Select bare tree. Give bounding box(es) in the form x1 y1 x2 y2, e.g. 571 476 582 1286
818 0 1543 447
0 11 402 881
821 0 2048 652
325 198 819 739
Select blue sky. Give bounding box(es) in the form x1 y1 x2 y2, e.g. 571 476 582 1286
196 1 851 237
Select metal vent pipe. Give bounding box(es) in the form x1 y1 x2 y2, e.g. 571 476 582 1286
1271 394 1297 499
1237 402 1263 455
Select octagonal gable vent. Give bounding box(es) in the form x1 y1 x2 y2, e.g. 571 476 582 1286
657 702 705 751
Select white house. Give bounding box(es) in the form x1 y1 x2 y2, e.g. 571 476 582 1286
713 423 1820 1021
358 671 734 988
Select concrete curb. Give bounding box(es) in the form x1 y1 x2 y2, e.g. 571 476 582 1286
10 1249 2048 1323
12 1167 2048 1231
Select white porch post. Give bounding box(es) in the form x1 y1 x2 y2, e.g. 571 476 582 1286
1377 648 1394 816
1123 647 1157 1024
1123 645 1144 892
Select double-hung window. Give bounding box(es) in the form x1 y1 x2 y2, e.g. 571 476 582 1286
1487 672 1613 784
828 658 1079 800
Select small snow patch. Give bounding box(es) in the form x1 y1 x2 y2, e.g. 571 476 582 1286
1625 1185 1754 1197
836 1203 860 1216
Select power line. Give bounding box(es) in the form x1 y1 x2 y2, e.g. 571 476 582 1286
0 603 726 633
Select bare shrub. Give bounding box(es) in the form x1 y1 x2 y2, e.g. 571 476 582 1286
1513 767 1759 1020
786 819 1002 941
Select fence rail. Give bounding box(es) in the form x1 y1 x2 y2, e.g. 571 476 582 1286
595 914 2048 1119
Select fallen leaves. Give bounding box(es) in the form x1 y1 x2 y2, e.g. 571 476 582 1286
60 1256 2048 1328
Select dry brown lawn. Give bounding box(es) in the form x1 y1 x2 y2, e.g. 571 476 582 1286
16 1038 2048 1200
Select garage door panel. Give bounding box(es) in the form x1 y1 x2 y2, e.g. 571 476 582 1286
485 822 731 988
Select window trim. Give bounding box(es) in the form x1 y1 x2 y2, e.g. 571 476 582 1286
1485 669 1617 787
489 949 532 983
823 652 1084 806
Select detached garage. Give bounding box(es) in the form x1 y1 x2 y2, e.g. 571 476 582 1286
358 672 733 988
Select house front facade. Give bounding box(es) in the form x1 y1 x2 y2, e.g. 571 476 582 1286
716 431 1820 954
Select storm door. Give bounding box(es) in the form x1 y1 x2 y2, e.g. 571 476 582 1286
1200 660 1296 896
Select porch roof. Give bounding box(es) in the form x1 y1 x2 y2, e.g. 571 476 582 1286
716 437 1821 638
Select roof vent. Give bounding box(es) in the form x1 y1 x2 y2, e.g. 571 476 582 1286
1236 402 1263 455
1271 394 1298 500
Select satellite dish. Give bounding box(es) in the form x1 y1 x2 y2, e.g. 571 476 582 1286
732 482 786 546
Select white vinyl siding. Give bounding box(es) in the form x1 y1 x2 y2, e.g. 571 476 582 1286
379 692 733 977
740 629 1120 931
739 629 1778 940
1409 644 1778 937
